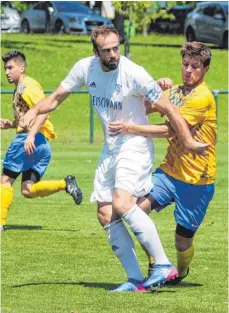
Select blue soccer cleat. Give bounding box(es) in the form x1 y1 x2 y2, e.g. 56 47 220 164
143 264 178 288
110 279 147 293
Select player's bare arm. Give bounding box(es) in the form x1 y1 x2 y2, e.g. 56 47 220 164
0 118 16 129
24 113 49 155
19 85 70 129
144 98 163 115
153 93 211 155
109 121 175 138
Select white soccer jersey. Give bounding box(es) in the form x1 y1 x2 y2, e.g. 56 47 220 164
61 55 162 152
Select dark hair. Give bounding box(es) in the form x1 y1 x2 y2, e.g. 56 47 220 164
2 50 26 66
181 42 212 67
91 25 119 52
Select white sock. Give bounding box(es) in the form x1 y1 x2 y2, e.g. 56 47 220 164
123 204 170 265
104 219 144 282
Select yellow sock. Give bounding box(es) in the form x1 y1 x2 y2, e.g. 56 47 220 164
140 244 154 264
29 180 66 198
0 184 14 226
149 256 155 265
177 244 194 277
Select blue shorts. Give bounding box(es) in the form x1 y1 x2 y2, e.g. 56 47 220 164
3 132 51 179
149 168 215 232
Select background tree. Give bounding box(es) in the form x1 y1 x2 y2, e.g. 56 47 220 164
11 1 34 13
113 1 175 57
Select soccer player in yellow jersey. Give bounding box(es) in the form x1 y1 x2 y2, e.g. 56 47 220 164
1 51 82 231
109 42 216 287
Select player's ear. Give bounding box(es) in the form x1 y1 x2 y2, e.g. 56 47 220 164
20 64 25 74
204 66 209 74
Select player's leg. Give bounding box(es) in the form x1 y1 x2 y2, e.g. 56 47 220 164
114 152 177 288
138 194 163 275
21 133 82 204
21 169 66 198
173 181 215 283
91 149 145 292
114 188 177 289
98 202 145 292
1 133 27 230
0 169 19 230
23 174 82 205
174 224 194 282
114 189 170 265
134 168 179 287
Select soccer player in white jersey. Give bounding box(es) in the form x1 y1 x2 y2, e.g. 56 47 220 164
20 26 210 292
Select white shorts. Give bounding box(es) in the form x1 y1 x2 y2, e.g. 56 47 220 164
90 146 154 203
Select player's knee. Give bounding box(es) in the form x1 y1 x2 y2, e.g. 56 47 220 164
97 210 111 226
175 238 190 252
97 203 115 226
175 224 195 251
21 189 32 198
113 201 129 215
112 194 134 215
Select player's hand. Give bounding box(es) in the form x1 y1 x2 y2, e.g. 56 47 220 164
157 78 173 91
19 109 37 129
185 140 211 156
0 118 13 129
108 120 129 135
24 133 36 155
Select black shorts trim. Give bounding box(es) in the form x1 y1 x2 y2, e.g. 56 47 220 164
176 223 195 238
2 168 20 180
22 169 40 183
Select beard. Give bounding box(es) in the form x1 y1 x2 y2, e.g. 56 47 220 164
101 58 119 71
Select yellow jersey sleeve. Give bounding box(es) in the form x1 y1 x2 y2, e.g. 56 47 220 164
22 82 45 108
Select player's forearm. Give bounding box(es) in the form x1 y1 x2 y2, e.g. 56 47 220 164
154 94 193 146
127 123 174 138
164 106 193 146
28 113 48 136
144 98 163 115
34 86 70 115
34 93 59 115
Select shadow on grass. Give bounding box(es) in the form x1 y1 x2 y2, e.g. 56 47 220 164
161 281 203 288
11 281 119 290
4 225 80 232
11 281 175 293
1 40 57 53
11 280 201 293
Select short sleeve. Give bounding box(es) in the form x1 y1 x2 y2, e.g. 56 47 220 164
134 66 163 103
61 60 85 92
22 84 45 108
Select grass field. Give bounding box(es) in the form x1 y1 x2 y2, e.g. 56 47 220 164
1 33 228 313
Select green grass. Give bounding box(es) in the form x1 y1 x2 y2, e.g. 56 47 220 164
1 33 228 313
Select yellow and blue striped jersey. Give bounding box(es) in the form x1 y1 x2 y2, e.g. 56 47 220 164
160 81 217 185
13 76 56 141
